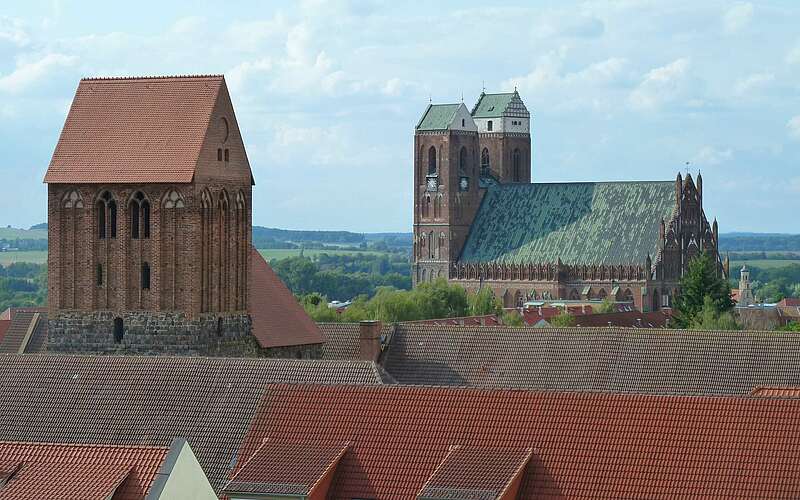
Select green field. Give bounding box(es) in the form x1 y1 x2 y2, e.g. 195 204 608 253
258 248 387 260
0 251 47 265
731 259 800 270
0 228 47 240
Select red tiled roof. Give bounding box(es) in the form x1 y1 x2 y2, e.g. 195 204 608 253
572 310 671 328
237 384 800 499
751 387 800 398
780 298 800 307
225 439 349 497
0 441 168 500
44 75 223 184
249 247 324 348
0 321 9 345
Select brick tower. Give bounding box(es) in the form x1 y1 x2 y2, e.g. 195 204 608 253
44 75 254 353
471 91 531 183
412 103 481 285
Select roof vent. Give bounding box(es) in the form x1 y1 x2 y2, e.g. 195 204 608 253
487 106 494 111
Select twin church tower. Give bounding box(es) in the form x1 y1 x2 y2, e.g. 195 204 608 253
413 91 531 284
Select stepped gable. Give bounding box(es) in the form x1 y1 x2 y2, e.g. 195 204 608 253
380 324 800 395
249 248 324 348
0 441 169 500
459 181 676 265
44 75 251 183
0 355 383 492
233 383 800 499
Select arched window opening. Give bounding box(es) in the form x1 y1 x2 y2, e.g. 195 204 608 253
224 148 230 162
129 192 150 240
421 268 427 282
109 200 117 238
434 194 442 219
481 148 490 175
622 288 634 303
487 120 493 131
513 149 521 182
217 148 223 161
163 190 186 209
423 195 431 218
569 289 580 300
130 201 140 239
113 317 124 344
97 201 106 239
141 262 151 290
96 264 103 286
142 200 150 238
427 146 437 175
598 288 608 299
427 232 433 259
459 146 467 174
63 190 84 209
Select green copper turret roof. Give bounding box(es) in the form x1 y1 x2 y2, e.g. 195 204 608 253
416 104 460 131
459 181 676 266
471 91 529 119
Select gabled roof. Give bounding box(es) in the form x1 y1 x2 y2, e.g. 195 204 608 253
470 91 529 119
459 181 676 265
249 248 324 348
0 441 169 500
224 439 349 497
44 75 225 184
0 355 383 492
416 104 461 131
236 383 800 499
381 325 800 395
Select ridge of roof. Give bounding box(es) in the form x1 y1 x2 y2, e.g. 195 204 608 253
416 103 461 131
81 74 224 81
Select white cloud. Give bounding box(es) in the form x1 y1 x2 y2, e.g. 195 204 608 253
787 41 800 65
733 72 774 95
0 53 76 93
268 124 383 167
629 58 690 110
692 146 733 166
723 2 753 34
0 17 28 46
788 115 800 140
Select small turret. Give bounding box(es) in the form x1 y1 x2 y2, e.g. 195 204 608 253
697 171 703 203
659 218 666 246
646 254 652 272
676 173 683 205
712 218 718 243
723 253 730 278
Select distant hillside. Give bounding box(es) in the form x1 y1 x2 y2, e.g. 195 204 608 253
719 233 800 252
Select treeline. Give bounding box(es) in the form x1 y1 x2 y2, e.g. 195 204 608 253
0 239 48 251
253 227 364 245
747 264 800 303
727 251 800 261
270 256 410 301
0 263 47 311
719 234 800 252
301 278 522 324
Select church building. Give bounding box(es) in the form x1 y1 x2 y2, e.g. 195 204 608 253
413 91 725 311
44 75 322 355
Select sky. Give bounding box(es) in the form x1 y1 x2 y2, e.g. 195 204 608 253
0 0 798 233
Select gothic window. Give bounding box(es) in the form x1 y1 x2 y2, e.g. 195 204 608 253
428 146 437 175
598 288 608 299
513 149 521 182
428 231 433 259
62 190 84 209
141 262 151 290
421 268 427 282
423 194 431 218
439 232 446 255
96 264 103 286
481 148 490 175
622 288 634 302
97 192 116 239
459 146 468 174
224 148 230 162
129 192 150 240
217 148 222 161
487 120 493 131
163 190 185 209
434 194 442 219
569 289 580 300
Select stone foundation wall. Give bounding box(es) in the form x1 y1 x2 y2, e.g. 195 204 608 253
48 311 257 356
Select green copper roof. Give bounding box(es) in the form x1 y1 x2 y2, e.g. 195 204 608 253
459 181 676 265
416 104 460 131
471 92 515 118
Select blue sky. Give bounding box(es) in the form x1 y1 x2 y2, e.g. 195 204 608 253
0 0 798 233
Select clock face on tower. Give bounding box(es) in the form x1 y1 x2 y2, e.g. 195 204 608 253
427 177 438 191
459 177 469 192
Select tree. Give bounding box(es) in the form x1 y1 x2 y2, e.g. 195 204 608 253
690 296 740 330
550 311 576 327
778 322 800 332
501 310 524 326
469 287 502 316
597 297 615 314
672 252 734 328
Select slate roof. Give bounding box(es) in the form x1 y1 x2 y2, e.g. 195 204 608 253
249 248 324 348
224 439 349 497
236 383 800 499
381 324 800 395
44 75 225 184
0 355 382 492
459 181 676 265
0 441 169 500
416 104 460 131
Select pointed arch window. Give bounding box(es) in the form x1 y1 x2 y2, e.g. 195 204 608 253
141 262 151 290
163 190 185 209
129 192 150 239
97 192 117 239
427 146 437 175
512 149 522 182
481 148 490 175
459 146 468 174
62 190 84 209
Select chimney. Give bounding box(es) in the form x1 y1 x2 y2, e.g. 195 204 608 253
359 320 382 362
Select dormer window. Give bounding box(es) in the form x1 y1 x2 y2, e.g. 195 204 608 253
461 118 465 127
487 120 493 131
